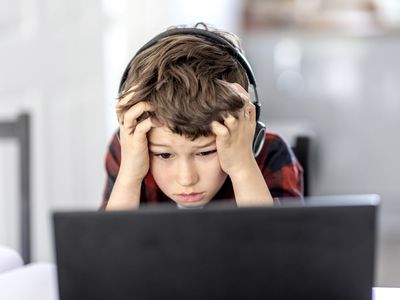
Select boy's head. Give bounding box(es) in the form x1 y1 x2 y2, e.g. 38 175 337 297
117 24 260 208
117 24 249 139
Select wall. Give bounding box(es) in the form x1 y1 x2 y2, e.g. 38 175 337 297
243 31 400 285
0 0 107 261
243 31 400 239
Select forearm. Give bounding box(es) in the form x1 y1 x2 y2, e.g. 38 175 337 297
230 161 273 207
105 174 142 210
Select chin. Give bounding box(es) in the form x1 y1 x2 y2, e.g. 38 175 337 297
176 199 210 209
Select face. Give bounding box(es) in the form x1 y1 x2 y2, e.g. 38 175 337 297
148 126 227 208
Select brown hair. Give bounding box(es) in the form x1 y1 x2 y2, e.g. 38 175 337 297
118 24 249 139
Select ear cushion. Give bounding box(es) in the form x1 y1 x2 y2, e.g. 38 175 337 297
253 121 266 158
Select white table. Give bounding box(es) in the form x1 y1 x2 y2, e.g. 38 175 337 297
0 262 58 300
373 287 400 300
0 262 398 300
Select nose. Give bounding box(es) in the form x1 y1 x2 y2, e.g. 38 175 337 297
175 159 199 187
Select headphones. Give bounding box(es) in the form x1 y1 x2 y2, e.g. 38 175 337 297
119 27 266 157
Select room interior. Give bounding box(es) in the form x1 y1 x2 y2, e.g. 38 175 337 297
0 0 399 292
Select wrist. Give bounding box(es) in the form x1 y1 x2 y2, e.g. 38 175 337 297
118 160 147 184
229 161 273 206
106 175 143 211
228 159 260 183
115 170 144 188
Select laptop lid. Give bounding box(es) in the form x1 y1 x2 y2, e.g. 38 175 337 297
53 194 379 300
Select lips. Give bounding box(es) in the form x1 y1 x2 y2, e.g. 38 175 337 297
175 192 205 203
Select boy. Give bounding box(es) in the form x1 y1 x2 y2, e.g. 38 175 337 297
102 24 303 210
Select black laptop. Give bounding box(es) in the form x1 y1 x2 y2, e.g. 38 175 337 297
53 194 379 300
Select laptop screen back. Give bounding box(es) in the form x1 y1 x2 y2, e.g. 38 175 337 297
53 195 378 300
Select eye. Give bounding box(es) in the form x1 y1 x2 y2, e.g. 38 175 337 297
197 149 217 156
154 153 173 160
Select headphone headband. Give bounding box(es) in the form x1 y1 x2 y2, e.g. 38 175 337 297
119 28 257 92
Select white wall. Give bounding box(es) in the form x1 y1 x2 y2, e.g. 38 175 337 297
0 0 107 261
243 32 400 241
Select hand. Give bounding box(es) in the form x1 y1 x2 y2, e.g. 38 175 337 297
211 83 257 178
211 83 273 206
116 90 159 183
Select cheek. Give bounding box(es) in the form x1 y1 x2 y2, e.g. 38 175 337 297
150 160 171 189
201 159 227 185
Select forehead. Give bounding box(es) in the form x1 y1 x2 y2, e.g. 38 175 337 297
148 126 215 147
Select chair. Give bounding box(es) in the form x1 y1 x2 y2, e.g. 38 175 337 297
291 135 311 197
0 113 31 263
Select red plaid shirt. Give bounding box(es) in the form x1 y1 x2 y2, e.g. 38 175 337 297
101 131 303 209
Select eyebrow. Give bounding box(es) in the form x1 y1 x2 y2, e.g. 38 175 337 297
149 140 216 149
148 143 170 148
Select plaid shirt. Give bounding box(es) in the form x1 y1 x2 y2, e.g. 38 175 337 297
101 130 303 209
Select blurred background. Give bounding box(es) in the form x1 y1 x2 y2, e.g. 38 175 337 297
0 0 399 286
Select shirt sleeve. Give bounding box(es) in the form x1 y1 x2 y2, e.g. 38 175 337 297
100 131 121 210
257 131 304 199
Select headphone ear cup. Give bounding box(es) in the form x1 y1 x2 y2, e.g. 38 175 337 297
253 121 266 158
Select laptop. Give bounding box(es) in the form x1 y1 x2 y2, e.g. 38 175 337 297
53 194 379 300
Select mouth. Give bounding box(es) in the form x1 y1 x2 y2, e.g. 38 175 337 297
175 192 205 203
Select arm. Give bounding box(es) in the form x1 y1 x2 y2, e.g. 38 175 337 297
229 160 273 207
100 133 121 210
211 83 273 207
105 95 158 210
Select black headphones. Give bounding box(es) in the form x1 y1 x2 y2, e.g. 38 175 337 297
119 27 266 157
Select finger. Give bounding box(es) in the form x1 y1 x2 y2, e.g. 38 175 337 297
222 114 238 131
116 86 138 123
131 117 159 141
248 101 256 123
231 83 247 95
230 83 250 102
244 106 250 119
229 83 252 122
242 98 253 115
121 117 137 131
118 85 137 105
122 101 154 128
116 107 124 125
211 121 230 141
